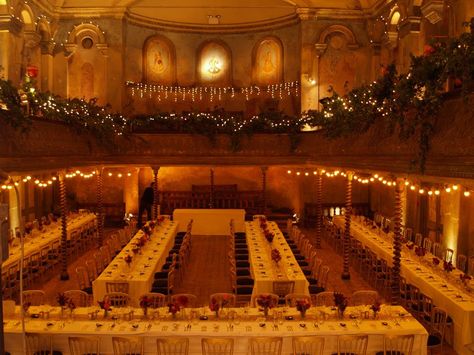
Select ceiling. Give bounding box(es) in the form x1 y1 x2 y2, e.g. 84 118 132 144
45 0 381 25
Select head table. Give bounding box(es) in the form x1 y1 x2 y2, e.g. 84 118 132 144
333 216 474 355
3 304 427 355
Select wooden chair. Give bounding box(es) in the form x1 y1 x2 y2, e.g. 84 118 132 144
112 337 144 355
201 337 234 355
351 290 379 306
292 336 325 355
25 333 61 355
210 293 236 308
375 334 414 355
141 293 167 308
23 290 45 306
432 243 443 259
337 335 368 355
171 293 198 308
311 291 334 307
456 254 467 273
157 337 189 355
85 259 98 280
105 292 131 307
249 337 282 355
422 238 433 253
106 282 129 294
444 248 454 263
427 307 447 353
64 290 90 307
414 233 423 247
284 293 311 307
273 281 295 303
69 336 99 355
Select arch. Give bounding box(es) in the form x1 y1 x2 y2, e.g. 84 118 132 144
318 25 359 49
65 23 108 57
196 39 232 86
391 11 401 25
143 34 176 85
17 3 35 31
36 18 52 42
252 35 283 85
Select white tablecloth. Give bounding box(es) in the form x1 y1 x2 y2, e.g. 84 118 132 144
3 305 427 355
2 213 96 270
173 209 245 235
334 216 474 354
246 221 309 297
92 220 178 306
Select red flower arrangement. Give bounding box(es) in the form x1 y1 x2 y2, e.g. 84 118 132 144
432 257 440 266
443 260 454 272
264 230 274 243
271 249 282 263
24 222 33 235
256 294 276 316
209 298 221 316
370 300 381 317
140 295 153 316
295 299 311 313
334 292 348 314
142 225 152 236
22 302 31 314
57 292 71 307
138 235 148 247
98 296 112 311
415 246 426 257
168 301 181 315
423 44 436 56
124 254 133 266
460 273 472 284
406 242 415 250
149 220 156 229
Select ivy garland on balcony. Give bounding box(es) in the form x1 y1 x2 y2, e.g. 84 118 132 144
1 21 474 167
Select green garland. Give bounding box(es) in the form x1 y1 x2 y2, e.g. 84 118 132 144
1 25 474 163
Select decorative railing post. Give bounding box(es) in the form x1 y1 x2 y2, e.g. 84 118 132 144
96 168 104 247
59 173 69 280
152 167 160 220
315 170 323 249
209 168 215 209
342 171 353 280
391 178 405 304
261 166 268 214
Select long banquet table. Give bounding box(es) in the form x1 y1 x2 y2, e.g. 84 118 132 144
173 209 245 235
2 212 96 270
245 220 309 297
92 220 178 306
334 216 474 354
3 304 427 355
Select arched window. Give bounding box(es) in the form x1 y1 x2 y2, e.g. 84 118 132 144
252 37 283 85
143 35 176 85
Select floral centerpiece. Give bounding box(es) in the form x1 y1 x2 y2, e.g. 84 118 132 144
334 292 348 319
443 260 454 272
168 301 181 318
256 294 276 318
24 222 33 235
264 230 274 243
139 295 152 317
142 225 152 237
124 254 133 267
415 246 426 257
138 234 148 246
432 257 440 266
22 301 31 315
370 300 381 319
271 249 282 264
209 298 221 318
98 296 112 318
460 273 472 285
295 299 311 319
406 242 415 250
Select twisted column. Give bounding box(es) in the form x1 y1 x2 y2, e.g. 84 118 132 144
342 172 353 280
209 168 215 209
261 166 268 214
152 167 160 220
96 169 104 247
315 170 323 249
391 178 405 304
59 173 69 280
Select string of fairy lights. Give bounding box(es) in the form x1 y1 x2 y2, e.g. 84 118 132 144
126 81 300 102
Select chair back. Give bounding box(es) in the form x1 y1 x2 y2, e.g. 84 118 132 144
171 293 198 308
157 337 189 355
69 336 100 355
284 293 311 307
26 333 52 355
292 336 324 355
404 227 413 242
456 254 467 272
312 291 334 306
64 290 90 307
142 292 167 308
422 238 432 253
414 233 423 247
444 248 454 263
112 336 144 355
75 266 90 290
431 307 447 340
351 290 378 306
272 281 295 298
105 292 131 307
251 293 279 308
384 334 414 355
106 282 129 294
432 242 443 259
249 337 282 355
318 266 330 288
337 335 368 355
202 337 234 355
210 293 236 308
23 290 45 306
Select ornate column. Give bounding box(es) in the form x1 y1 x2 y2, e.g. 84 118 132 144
261 166 268 214
152 167 160 220
209 168 215 209
96 168 104 247
315 170 323 249
59 173 69 280
391 178 405 304
342 172 353 280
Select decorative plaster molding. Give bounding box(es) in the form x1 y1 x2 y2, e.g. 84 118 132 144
421 0 444 24
296 8 316 21
40 40 56 55
23 31 42 48
318 24 359 49
399 16 421 37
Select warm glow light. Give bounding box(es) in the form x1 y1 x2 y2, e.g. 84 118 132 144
118 173 123 178
445 187 451 193
382 180 387 184
370 178 374 182
419 189 425 194
26 176 31 180
410 185 416 190
34 180 40 184
434 190 440 195
287 170 291 174
52 177 57 181
404 181 409 186
464 191 471 197
127 173 132 177
452 185 458 191
108 172 113 176
313 171 317 175
206 57 222 74
428 191 433 196
374 174 379 178
321 169 326 173
296 172 301 176
304 172 309 176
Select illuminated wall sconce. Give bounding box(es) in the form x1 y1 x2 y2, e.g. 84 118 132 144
302 73 317 85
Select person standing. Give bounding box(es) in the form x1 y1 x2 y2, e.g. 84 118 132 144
138 183 154 227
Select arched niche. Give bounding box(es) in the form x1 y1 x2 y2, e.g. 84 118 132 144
64 23 108 104
196 40 232 86
143 35 176 85
252 36 283 85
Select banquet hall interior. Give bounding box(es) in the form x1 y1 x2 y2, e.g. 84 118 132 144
1 0 474 354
